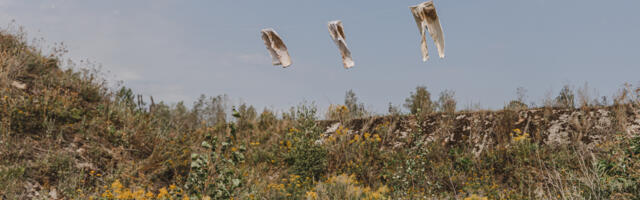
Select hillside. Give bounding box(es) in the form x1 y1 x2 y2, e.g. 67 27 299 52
1 30 640 199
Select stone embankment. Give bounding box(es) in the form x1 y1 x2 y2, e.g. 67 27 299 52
318 106 640 155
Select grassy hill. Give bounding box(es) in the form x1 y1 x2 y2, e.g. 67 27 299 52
1 29 640 199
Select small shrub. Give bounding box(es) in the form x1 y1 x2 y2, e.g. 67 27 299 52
555 85 575 108
344 90 368 119
309 174 389 200
404 86 435 115
258 108 277 130
505 100 528 110
326 104 349 121
285 137 328 180
326 90 369 121
436 89 457 113
237 103 257 130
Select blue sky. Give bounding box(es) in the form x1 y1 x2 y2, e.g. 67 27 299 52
1 0 639 113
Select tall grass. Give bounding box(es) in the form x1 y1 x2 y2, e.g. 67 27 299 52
1 27 639 199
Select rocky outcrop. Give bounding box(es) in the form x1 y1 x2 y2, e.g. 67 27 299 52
318 106 640 155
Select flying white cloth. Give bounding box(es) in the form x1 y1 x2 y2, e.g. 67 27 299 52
327 20 354 69
261 28 292 67
410 1 445 61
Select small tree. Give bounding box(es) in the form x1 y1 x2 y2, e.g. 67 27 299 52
344 90 367 119
506 87 528 110
506 100 528 111
258 108 277 130
437 90 457 113
516 86 528 103
404 86 434 115
555 85 575 108
237 103 257 130
388 102 402 116
192 94 228 126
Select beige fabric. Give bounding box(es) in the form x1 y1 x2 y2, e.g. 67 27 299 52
410 1 445 61
328 20 354 69
260 28 292 67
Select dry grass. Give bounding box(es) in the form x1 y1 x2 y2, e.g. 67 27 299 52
1 28 639 199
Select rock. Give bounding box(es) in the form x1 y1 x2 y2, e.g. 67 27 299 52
11 80 26 90
324 123 341 135
49 188 58 199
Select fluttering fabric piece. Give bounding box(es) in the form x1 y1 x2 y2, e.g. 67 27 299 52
260 28 292 67
327 20 354 69
410 1 445 61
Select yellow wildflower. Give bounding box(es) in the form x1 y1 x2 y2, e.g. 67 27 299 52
340 105 349 112
133 189 145 199
370 192 382 199
101 190 113 198
464 194 488 200
111 180 123 191
116 189 133 199
513 128 522 134
306 191 318 199
145 191 155 199
512 132 530 142
231 147 237 152
372 134 382 142
157 187 168 199
377 185 389 194
169 184 177 190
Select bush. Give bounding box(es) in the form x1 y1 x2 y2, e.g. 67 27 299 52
192 94 228 126
236 103 257 130
327 90 369 121
436 89 457 113
308 174 389 200
404 86 434 115
555 85 575 108
286 141 328 180
258 108 277 130
505 100 528 110
344 90 368 119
